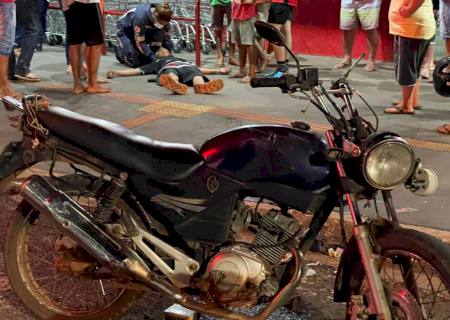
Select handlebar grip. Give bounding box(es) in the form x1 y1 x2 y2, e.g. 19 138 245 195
250 77 287 88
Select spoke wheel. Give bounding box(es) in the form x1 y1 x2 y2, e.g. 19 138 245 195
5 176 142 320
347 228 450 320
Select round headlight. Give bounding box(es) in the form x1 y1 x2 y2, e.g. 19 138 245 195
363 139 415 190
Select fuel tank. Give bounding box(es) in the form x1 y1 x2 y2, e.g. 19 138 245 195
200 125 335 211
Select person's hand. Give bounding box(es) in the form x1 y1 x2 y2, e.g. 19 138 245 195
106 70 117 79
398 5 413 17
233 0 241 4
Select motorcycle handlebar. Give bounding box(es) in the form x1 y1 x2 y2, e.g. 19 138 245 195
250 77 288 89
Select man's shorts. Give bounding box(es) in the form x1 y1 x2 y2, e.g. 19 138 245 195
0 2 16 56
268 3 293 25
211 4 231 30
440 0 450 39
64 2 104 46
394 35 431 86
233 18 256 46
340 0 382 30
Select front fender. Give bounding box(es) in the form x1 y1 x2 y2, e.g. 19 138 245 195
333 219 395 302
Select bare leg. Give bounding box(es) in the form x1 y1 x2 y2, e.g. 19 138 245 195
421 42 435 79
192 75 206 86
238 44 248 75
445 39 450 85
0 55 20 97
247 44 256 79
228 32 238 65
271 23 285 64
69 44 86 94
199 66 231 75
336 29 355 68
214 29 224 66
85 44 110 94
282 20 292 61
365 29 378 71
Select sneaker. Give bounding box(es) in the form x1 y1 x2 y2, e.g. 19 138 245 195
159 74 188 95
194 79 224 94
264 70 286 78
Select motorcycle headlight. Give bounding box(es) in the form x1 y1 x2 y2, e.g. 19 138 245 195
362 138 415 190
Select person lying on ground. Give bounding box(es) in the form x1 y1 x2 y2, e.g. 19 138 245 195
106 48 231 95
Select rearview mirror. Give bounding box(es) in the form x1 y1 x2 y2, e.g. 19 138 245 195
254 21 286 47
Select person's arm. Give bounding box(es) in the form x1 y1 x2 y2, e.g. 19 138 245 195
106 68 142 78
162 27 174 52
133 14 155 60
399 0 426 18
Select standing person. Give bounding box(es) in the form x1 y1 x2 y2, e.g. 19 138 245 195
436 0 450 134
61 0 109 94
254 0 271 72
115 4 173 68
420 0 439 80
210 0 238 66
231 0 258 83
267 0 297 77
35 0 49 51
13 0 40 81
384 0 436 115
335 0 382 72
0 0 19 97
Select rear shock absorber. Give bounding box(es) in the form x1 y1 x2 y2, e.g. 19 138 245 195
95 172 128 224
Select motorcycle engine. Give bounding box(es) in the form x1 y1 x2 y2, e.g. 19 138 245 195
202 207 301 307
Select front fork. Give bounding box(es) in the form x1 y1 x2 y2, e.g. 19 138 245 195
325 131 392 320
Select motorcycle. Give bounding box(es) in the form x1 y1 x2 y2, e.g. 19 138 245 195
0 21 449 320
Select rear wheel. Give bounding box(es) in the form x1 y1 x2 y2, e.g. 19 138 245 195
347 228 450 319
4 175 143 319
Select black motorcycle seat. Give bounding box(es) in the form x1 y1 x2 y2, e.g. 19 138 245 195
37 107 204 181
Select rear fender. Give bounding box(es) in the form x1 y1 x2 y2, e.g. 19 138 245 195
0 141 49 192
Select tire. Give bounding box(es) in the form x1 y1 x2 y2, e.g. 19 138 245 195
201 44 210 55
186 42 194 53
347 228 450 319
4 175 143 320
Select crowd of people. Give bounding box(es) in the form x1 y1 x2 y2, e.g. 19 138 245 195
0 0 449 133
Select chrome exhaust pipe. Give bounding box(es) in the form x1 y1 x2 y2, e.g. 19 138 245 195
20 175 151 281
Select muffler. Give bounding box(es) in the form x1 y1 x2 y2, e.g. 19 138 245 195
20 175 151 281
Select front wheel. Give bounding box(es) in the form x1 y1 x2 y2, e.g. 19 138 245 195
348 228 450 319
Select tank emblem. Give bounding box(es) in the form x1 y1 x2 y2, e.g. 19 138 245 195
207 175 219 194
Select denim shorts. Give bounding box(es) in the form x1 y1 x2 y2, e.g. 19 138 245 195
440 0 450 39
0 2 16 56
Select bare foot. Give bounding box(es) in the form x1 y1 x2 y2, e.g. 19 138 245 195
335 59 352 69
215 57 224 67
73 85 87 95
66 65 72 74
87 85 111 94
219 66 231 75
0 86 22 98
228 57 239 66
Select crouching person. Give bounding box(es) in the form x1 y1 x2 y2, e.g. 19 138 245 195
107 48 231 94
115 4 173 68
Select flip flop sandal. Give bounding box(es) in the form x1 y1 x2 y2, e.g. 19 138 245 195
364 63 378 72
194 79 224 94
384 106 415 115
391 100 422 110
159 74 188 95
238 76 251 84
436 124 450 135
229 72 246 79
335 61 351 69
